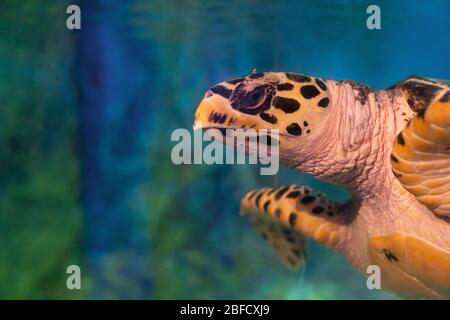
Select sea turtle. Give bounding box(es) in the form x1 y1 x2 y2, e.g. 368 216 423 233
193 72 450 299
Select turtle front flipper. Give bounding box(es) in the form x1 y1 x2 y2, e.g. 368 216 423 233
240 185 349 270
391 89 450 218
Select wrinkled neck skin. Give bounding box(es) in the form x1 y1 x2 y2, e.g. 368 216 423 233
287 80 450 267
291 80 405 200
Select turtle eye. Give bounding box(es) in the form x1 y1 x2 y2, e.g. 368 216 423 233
231 84 273 115
242 86 266 109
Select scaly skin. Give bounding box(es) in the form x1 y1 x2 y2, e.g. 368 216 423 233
323 81 450 298
319 81 450 271
194 72 450 299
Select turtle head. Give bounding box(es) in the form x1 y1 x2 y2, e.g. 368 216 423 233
193 72 333 166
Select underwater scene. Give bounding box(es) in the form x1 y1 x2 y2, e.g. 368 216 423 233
1 0 449 300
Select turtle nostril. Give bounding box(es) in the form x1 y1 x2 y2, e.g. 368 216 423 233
204 90 213 99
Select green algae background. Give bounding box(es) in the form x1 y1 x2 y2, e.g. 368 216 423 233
0 0 448 299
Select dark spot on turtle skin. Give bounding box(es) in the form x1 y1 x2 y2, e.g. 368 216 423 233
259 112 277 124
403 80 441 111
208 112 227 124
285 73 311 83
274 208 281 218
326 211 334 217
315 78 327 91
337 80 372 105
210 85 232 99
219 116 228 126
300 85 320 99
285 234 295 243
247 191 256 201
267 189 277 196
407 98 416 109
248 72 265 79
397 132 406 146
263 200 271 212
227 117 236 125
440 90 450 102
288 213 297 227
273 96 300 113
277 83 294 91
312 206 324 214
274 187 290 200
317 97 330 108
303 188 311 195
255 192 263 208
356 87 371 104
303 121 309 127
226 77 246 85
300 195 316 204
306 129 311 134
417 108 426 118
286 123 302 136
286 191 301 198
382 249 398 262
390 154 399 163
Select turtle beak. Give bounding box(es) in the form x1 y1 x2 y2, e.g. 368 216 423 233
193 92 233 130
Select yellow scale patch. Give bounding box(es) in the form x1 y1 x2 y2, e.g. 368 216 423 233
369 232 450 299
392 99 450 217
269 78 330 136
